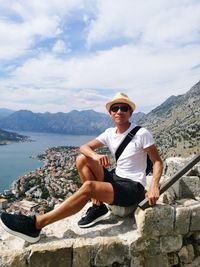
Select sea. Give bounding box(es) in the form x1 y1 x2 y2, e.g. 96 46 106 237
0 131 95 193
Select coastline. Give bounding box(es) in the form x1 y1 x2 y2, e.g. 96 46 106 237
0 137 33 146
0 128 32 146
0 132 96 194
1 146 80 215
0 145 113 215
0 142 8 145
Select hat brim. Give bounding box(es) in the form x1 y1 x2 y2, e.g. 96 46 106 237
106 98 136 112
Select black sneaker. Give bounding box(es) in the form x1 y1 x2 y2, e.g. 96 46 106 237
0 212 41 243
78 204 111 228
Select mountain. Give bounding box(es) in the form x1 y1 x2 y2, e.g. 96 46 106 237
0 108 15 119
0 108 145 135
131 112 145 124
138 81 200 158
0 81 199 157
0 109 110 135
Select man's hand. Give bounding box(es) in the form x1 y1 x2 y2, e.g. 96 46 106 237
146 184 160 206
93 154 111 168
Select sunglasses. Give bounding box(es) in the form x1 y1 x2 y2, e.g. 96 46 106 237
110 105 130 113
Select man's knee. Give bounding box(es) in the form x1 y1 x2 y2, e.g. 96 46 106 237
76 154 104 182
75 154 87 169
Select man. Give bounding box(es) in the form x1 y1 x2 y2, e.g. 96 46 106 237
0 92 163 243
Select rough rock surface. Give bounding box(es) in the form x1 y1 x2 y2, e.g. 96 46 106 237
0 203 137 251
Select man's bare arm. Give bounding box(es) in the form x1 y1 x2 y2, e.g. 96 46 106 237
144 144 163 205
80 139 111 167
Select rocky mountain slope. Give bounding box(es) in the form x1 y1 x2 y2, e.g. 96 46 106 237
138 81 200 158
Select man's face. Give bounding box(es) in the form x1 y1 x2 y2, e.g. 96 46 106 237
109 103 132 124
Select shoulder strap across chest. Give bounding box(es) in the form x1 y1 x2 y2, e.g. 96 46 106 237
115 125 141 162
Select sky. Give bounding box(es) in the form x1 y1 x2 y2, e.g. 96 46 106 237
0 0 200 114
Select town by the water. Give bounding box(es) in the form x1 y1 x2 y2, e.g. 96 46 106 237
1 146 200 267
0 146 113 215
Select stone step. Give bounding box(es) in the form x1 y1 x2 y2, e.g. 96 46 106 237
108 204 137 217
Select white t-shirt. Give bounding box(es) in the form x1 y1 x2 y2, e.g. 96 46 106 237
96 123 154 187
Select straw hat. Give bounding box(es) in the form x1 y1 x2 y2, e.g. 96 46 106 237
105 92 136 112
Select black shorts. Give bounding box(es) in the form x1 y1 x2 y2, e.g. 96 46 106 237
104 168 145 207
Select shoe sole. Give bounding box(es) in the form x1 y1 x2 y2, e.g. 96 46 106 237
0 218 40 243
78 210 111 228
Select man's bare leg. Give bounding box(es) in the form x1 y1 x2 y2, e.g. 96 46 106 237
76 154 104 205
36 154 111 230
76 154 104 182
36 180 114 229
0 180 114 243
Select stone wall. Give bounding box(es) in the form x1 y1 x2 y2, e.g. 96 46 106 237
1 199 200 267
134 200 200 267
0 158 200 267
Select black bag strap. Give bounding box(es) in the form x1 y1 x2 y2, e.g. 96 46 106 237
115 125 141 162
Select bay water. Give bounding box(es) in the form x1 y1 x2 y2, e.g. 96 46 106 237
0 131 95 193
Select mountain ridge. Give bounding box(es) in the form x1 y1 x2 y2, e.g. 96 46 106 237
0 109 145 135
0 108 15 119
0 80 199 157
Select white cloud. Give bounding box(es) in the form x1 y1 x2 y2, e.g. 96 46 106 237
0 0 199 114
0 15 59 60
52 40 71 54
86 0 200 47
10 0 86 19
1 40 199 113
0 0 91 60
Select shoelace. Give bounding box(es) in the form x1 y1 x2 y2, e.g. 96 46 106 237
81 205 99 218
81 207 93 218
